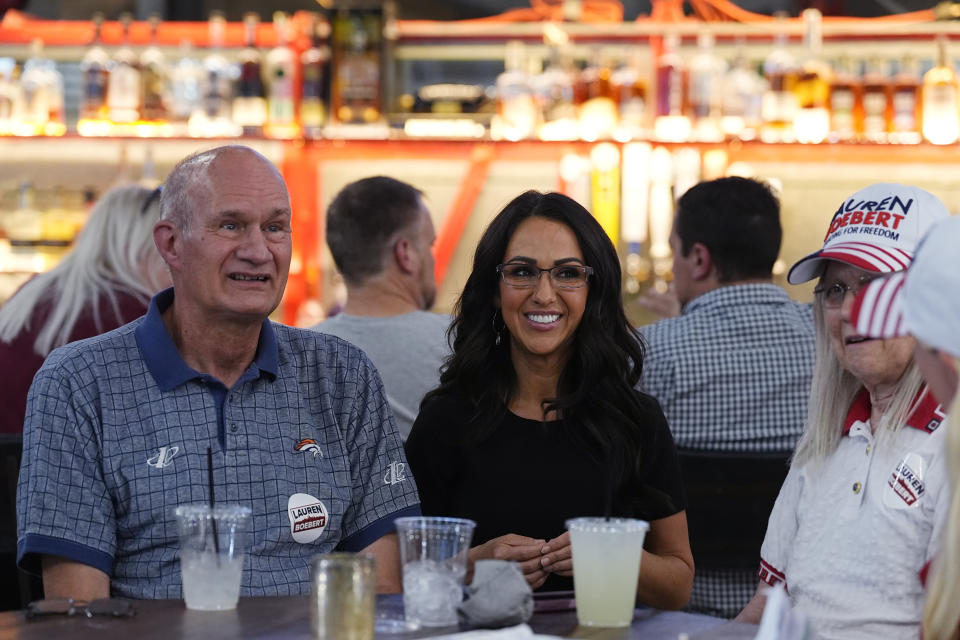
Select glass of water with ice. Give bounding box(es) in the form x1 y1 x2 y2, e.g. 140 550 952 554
175 504 251 611
394 516 476 627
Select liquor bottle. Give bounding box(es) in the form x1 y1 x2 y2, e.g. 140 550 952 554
688 30 725 142
792 9 831 144
107 13 142 124
195 11 237 136
720 43 764 140
828 56 861 142
534 39 578 141
760 15 797 143
578 48 618 140
860 57 890 143
300 13 330 139
233 12 267 135
653 33 691 142
922 37 960 145
331 10 382 125
611 48 648 139
890 55 922 144
494 40 537 140
265 12 299 137
17 38 64 136
0 57 14 135
140 14 169 125
170 40 203 133
80 13 110 123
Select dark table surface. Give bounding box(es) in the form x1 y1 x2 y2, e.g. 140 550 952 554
0 595 758 640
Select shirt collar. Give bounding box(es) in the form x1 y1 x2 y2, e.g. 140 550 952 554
842 386 945 435
683 283 791 315
135 287 279 391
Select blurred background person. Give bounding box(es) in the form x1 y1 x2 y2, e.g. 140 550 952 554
849 216 960 640
312 176 449 440
406 190 693 608
737 183 950 639
0 183 169 434
639 176 814 618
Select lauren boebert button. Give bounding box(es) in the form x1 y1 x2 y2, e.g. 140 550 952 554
884 452 925 510
288 493 329 543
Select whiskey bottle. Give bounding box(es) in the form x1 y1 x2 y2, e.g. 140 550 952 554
265 12 299 137
233 12 267 135
107 13 142 124
140 14 169 125
860 57 890 143
331 10 382 125
301 13 330 139
688 30 725 142
760 15 797 143
922 37 959 145
80 13 110 123
828 56 861 142
653 33 691 142
792 9 831 144
890 55 921 144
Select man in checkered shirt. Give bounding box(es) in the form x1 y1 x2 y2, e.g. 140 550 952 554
638 176 815 618
17 145 420 601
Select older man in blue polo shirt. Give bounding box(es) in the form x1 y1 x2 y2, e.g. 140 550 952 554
16 145 420 601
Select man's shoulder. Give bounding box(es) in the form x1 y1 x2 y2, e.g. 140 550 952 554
273 322 376 377
41 320 141 373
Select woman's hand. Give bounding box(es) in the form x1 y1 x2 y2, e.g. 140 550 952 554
469 534 549 589
538 531 573 576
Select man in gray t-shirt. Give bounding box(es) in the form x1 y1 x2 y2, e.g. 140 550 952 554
312 177 450 439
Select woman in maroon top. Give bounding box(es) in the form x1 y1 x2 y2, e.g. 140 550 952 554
0 183 169 434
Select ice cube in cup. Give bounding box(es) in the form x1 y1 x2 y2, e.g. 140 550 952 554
175 504 251 611
394 516 475 627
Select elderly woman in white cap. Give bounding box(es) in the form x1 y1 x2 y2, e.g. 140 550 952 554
849 215 960 640
735 183 951 640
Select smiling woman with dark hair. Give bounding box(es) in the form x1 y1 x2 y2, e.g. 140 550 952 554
405 190 694 609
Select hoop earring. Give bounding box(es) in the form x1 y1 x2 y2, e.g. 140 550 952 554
492 310 503 347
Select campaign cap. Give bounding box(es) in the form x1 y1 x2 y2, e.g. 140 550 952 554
787 183 950 285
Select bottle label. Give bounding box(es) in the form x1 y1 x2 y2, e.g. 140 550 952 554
892 89 917 131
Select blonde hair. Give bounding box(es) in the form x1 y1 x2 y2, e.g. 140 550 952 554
793 295 925 466
923 357 960 640
0 183 168 356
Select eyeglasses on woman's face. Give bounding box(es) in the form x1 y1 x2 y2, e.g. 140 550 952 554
496 262 593 290
25 598 135 620
813 274 880 308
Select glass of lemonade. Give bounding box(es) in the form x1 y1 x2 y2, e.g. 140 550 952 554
175 504 251 611
566 517 649 627
394 516 476 627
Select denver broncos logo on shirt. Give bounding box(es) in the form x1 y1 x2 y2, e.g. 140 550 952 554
295 438 323 458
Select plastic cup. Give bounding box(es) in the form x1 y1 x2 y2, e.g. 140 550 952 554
394 516 476 627
175 504 251 611
566 517 649 627
310 553 376 640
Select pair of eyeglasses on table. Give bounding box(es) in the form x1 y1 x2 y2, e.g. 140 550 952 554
25 598 136 620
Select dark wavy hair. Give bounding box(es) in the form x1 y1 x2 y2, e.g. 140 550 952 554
426 190 657 514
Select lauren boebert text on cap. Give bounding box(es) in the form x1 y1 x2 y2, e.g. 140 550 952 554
787 183 950 285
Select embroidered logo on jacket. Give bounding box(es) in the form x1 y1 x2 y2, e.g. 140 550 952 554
295 438 323 458
147 446 179 469
885 452 925 509
383 461 406 485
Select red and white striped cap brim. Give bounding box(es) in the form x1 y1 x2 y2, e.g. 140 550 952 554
787 242 913 284
849 272 908 340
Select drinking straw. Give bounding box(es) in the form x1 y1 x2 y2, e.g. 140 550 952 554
207 447 220 555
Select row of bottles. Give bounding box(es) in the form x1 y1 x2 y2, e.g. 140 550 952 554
0 9 384 139
494 10 960 145
3 9 960 144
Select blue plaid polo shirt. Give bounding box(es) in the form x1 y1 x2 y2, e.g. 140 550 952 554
17 288 420 599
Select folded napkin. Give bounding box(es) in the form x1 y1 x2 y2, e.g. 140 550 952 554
458 560 534 628
427 623 562 640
